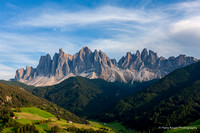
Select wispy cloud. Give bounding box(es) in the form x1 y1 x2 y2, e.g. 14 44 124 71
166 0 200 56
168 0 200 13
0 64 15 80
87 31 181 60
0 31 79 56
8 1 200 57
16 6 162 28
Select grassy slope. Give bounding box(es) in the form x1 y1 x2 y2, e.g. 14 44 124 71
15 107 200 133
0 82 87 124
1 127 17 133
163 119 200 133
20 107 55 118
13 107 90 132
4 107 125 133
90 120 126 132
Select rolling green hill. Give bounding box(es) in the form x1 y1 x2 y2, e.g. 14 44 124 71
0 82 87 124
1 107 110 133
29 76 155 118
100 61 200 131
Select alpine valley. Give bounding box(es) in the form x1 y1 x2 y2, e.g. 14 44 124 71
1 47 200 133
2 0 200 132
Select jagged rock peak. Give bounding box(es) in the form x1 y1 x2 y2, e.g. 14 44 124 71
135 50 140 57
79 46 92 54
58 48 66 56
99 50 107 57
59 48 63 53
14 47 199 86
125 48 153 58
26 66 32 69
125 52 132 59
81 46 90 50
126 52 132 56
149 50 157 56
141 48 148 59
142 48 148 53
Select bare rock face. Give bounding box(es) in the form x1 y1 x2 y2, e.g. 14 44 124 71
14 47 198 86
15 68 24 80
37 54 52 76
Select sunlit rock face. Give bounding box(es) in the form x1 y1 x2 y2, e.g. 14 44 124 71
14 47 198 86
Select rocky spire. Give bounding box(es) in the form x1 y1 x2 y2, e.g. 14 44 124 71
78 46 92 57
59 48 64 54
141 48 148 61
37 54 52 76
135 50 140 57
14 47 199 86
15 68 24 80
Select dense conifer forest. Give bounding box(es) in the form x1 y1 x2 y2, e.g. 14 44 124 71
100 62 200 131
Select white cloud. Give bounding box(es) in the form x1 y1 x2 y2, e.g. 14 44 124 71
17 6 162 28
0 64 15 80
170 17 200 36
87 33 181 61
168 17 200 56
0 31 79 56
169 0 200 13
167 0 200 56
10 1 200 59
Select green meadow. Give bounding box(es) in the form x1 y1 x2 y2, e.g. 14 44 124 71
163 119 200 133
90 120 127 132
3 107 126 133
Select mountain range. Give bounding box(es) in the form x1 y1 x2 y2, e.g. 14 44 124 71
14 47 198 86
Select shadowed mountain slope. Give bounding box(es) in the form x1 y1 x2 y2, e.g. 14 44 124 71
28 76 156 118
100 61 200 130
0 82 88 124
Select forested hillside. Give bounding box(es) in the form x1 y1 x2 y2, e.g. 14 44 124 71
0 83 87 124
0 80 35 90
29 76 156 118
100 61 200 131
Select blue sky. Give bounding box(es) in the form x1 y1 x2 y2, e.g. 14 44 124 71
0 0 200 80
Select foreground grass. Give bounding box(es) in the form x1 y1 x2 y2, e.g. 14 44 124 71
35 123 50 133
11 107 106 132
90 120 127 132
163 119 200 133
6 107 140 133
1 127 17 133
20 107 55 118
